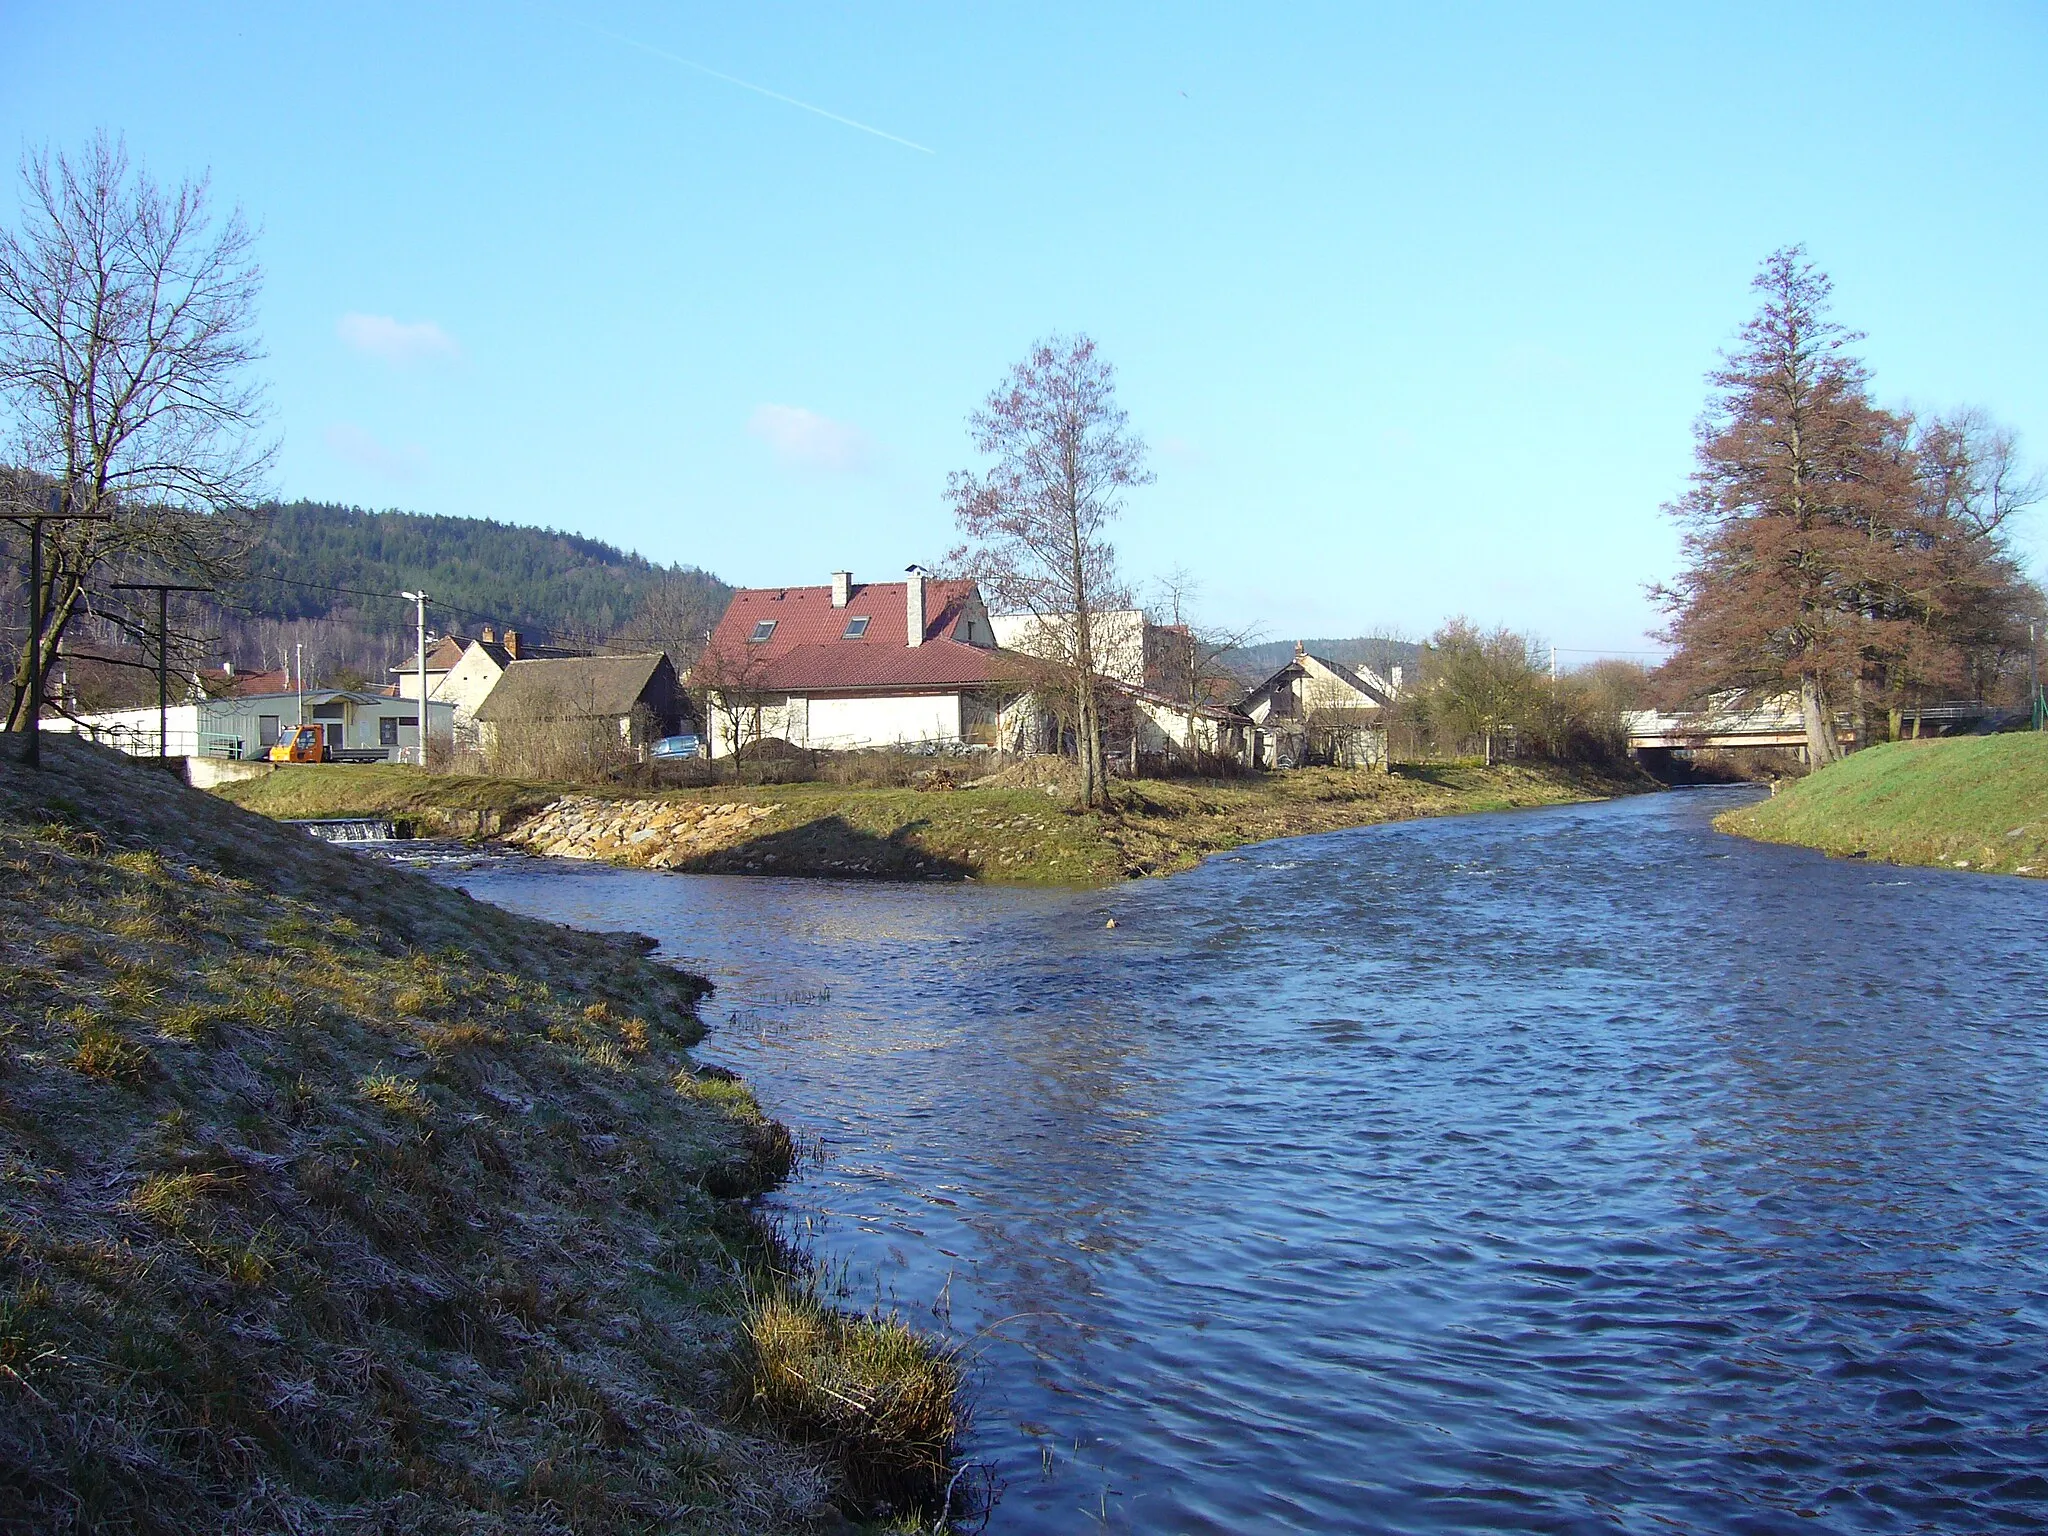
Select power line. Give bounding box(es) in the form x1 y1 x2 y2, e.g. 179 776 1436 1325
232 572 505 624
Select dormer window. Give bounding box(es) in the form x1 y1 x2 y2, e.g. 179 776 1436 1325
749 619 776 643
842 616 870 639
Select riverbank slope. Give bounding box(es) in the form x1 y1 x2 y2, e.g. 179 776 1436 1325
1716 734 2048 876
0 739 950 1532
215 760 1651 884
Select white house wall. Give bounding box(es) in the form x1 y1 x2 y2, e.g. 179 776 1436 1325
990 609 1147 686
432 648 508 742
803 693 963 750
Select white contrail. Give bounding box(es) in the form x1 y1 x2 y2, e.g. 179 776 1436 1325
575 16 935 154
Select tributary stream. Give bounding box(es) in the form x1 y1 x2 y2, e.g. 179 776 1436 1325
414 787 2048 1532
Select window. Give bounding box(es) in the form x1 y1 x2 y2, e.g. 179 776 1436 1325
841 616 869 639
749 619 777 643
259 715 280 747
379 716 400 746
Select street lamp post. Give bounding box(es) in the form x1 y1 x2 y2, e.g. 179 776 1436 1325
401 590 429 765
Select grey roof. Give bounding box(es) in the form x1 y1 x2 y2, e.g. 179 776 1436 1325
472 653 669 723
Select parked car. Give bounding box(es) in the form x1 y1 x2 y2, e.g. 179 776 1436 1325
651 734 701 760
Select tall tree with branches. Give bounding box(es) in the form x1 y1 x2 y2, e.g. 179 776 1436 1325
1657 247 1921 764
0 133 271 731
948 335 1151 808
1660 249 2042 760
1146 567 1259 767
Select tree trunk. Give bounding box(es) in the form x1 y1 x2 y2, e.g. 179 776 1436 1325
1799 674 1842 766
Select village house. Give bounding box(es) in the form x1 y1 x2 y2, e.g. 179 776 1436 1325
1240 644 1397 769
697 569 1017 756
990 607 1252 763
470 652 690 753
389 626 582 747
53 688 455 762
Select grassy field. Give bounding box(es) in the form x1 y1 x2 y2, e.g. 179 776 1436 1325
218 759 1651 885
1718 733 2048 877
0 740 958 1533
210 761 564 834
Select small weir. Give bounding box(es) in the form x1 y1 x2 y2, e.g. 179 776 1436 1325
286 816 405 843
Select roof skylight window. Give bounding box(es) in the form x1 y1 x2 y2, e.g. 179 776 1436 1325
749 619 776 643
842 616 870 639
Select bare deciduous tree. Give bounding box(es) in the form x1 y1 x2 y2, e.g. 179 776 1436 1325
609 573 727 670
1146 567 1258 767
1409 619 1544 766
0 133 271 731
690 632 781 777
947 335 1151 808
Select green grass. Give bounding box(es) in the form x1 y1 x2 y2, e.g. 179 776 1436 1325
216 761 561 830
217 759 1649 886
0 738 959 1532
1718 734 2048 876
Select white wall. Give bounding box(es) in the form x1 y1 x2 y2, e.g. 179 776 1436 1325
805 693 962 749
705 690 971 754
991 609 1147 686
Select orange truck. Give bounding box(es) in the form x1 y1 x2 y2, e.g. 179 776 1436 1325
268 724 334 763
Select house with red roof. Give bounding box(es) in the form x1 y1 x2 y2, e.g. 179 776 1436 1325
697 567 1019 755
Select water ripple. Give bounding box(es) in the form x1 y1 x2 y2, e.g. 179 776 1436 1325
440 789 2048 1534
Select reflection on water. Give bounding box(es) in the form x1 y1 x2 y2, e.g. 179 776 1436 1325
432 790 2048 1533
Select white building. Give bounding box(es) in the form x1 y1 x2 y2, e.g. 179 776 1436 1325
699 570 1018 755
989 609 1153 687
54 688 455 762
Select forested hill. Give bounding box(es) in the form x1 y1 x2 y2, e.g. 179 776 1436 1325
231 501 730 644
1227 636 1424 681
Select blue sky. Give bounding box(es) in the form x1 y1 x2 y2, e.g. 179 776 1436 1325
7 1 2046 655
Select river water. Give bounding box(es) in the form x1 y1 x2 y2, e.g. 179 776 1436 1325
422 788 2048 1533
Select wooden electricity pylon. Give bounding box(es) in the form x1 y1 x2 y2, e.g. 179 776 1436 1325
110 579 213 760
8 486 112 769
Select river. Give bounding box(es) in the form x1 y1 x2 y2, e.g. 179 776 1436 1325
413 787 2048 1533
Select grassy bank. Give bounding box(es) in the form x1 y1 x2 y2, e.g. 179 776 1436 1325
0 739 959 1532
1717 733 2048 876
218 759 1650 885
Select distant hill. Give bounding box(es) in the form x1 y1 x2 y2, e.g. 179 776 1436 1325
232 501 729 644
1225 635 1425 681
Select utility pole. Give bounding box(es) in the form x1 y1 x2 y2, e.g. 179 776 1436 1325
110 580 209 760
2032 622 2043 733
1550 644 1558 690
10 485 111 769
294 642 304 726
402 590 429 765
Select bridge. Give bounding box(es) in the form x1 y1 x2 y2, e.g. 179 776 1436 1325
1624 699 1813 754
1625 696 1993 763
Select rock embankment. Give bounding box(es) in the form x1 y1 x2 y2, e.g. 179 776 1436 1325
506 795 781 868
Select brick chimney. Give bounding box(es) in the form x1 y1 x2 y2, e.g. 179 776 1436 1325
831 571 851 608
480 624 496 644
504 629 522 660
905 566 927 647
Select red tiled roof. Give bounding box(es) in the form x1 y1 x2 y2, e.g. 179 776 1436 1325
703 580 1008 692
